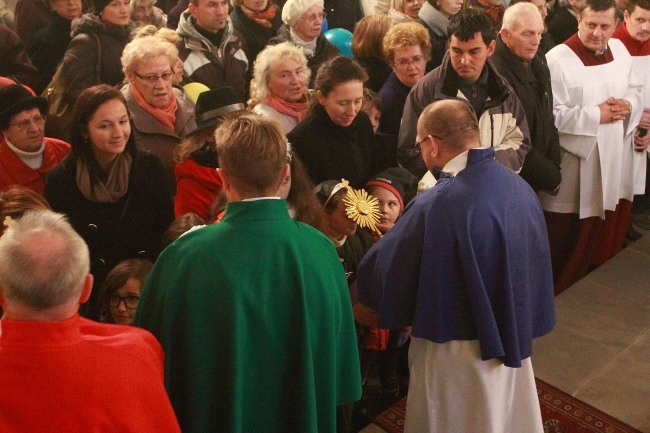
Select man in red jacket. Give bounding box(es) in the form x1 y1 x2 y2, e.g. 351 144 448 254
0 84 70 194
0 210 181 433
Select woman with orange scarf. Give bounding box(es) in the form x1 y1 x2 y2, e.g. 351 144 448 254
250 42 311 134
230 0 282 65
119 35 196 195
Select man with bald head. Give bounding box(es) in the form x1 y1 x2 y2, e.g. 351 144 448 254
358 99 556 433
492 2 562 193
0 210 180 432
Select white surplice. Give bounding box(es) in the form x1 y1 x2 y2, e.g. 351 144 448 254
619 50 650 196
539 39 642 219
405 338 543 433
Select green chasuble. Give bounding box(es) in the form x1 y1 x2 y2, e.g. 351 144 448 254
134 199 362 433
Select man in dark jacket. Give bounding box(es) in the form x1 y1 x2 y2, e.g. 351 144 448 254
0 25 40 92
176 0 249 101
398 8 531 179
28 0 83 93
492 2 561 193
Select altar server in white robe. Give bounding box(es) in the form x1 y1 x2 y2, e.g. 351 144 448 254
613 0 650 228
539 0 643 293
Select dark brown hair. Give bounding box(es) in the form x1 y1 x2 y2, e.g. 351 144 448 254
97 258 153 323
69 85 137 187
315 56 369 96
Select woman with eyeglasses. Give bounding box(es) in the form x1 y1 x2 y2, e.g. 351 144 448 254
120 35 196 193
98 258 153 325
0 84 70 194
44 84 174 320
288 56 395 189
378 23 431 151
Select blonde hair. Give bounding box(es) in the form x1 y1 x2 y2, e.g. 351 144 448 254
133 24 180 44
121 35 179 77
383 21 432 64
250 42 310 104
215 113 287 195
130 0 157 7
391 0 406 11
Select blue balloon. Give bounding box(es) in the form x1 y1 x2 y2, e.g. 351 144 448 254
324 28 353 57
321 17 328 32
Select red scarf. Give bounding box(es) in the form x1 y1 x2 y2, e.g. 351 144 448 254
240 3 276 28
613 21 650 56
130 83 177 132
266 94 310 123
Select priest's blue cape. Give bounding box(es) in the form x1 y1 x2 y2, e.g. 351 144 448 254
358 148 556 368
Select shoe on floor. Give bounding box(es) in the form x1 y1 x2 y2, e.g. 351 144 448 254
626 222 643 244
631 213 650 231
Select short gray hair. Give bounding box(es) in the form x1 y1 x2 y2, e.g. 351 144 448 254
121 35 179 77
501 2 541 31
0 211 89 311
250 42 310 103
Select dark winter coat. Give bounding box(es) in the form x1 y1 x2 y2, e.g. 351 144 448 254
378 71 411 151
60 13 134 104
230 5 282 65
44 150 174 319
12 0 50 47
288 104 394 188
28 12 73 94
355 56 392 93
491 36 561 192
323 0 364 33
547 6 577 46
0 24 40 91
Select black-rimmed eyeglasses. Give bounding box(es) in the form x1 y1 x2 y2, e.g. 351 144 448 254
109 294 140 309
416 133 446 152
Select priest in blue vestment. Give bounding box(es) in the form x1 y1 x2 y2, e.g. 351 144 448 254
357 99 556 433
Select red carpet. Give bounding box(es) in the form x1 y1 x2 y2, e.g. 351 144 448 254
373 378 641 433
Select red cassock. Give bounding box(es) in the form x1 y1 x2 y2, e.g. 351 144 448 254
0 314 180 433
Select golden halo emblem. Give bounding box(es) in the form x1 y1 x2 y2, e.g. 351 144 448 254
340 179 382 236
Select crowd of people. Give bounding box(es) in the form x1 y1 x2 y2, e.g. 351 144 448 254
1 0 649 430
